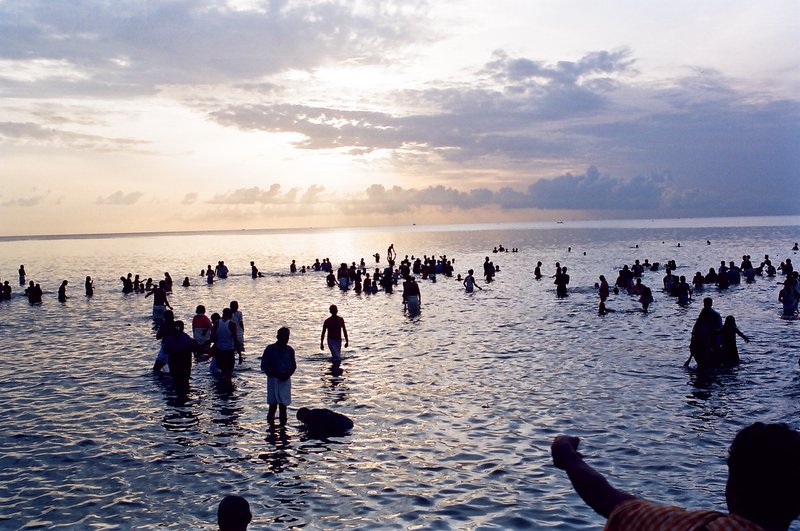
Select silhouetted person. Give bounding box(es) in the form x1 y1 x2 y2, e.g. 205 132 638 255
182 276 190 287
85 276 94 297
212 307 239 387
534 261 543 280
250 260 258 279
153 310 176 372
297 407 353 437
463 269 482 292
18 265 26 286
145 280 172 321
321 305 348 361
57 280 68 302
262 327 296 426
402 276 421 314
551 422 800 530
686 297 723 369
555 267 569 297
719 315 749 367
218 495 252 531
163 320 196 395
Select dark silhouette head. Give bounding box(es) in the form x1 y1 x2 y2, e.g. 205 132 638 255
163 310 174 323
276 326 290 344
329 304 338 315
218 494 252 531
725 422 800 529
703 297 713 309
196 305 206 314
222 308 232 319
230 300 238 311
297 407 311 423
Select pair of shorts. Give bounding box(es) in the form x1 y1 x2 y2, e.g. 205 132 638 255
215 349 235 372
266 376 292 405
327 339 342 360
152 304 166 321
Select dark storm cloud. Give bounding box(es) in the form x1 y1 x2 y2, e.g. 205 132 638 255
0 0 426 97
336 168 670 214
525 166 667 210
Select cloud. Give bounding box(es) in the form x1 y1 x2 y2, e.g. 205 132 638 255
96 191 143 205
2 195 46 207
0 121 148 152
336 168 670 214
207 184 312 205
182 192 198 205
525 166 667 210
0 1 429 97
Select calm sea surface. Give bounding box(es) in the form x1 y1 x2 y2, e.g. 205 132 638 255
1 217 799 530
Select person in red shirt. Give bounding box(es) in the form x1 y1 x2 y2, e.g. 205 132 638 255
192 305 213 354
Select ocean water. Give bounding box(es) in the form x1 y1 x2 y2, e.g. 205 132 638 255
0 217 799 530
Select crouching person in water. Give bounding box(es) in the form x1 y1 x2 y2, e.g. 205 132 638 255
297 407 353 437
261 327 296 426
551 422 800 530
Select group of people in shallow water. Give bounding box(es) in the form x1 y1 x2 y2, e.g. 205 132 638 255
151 298 353 436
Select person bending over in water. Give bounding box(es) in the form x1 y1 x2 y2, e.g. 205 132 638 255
297 407 353 437
551 422 800 530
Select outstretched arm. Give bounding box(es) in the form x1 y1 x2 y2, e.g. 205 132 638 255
736 327 749 342
551 436 636 518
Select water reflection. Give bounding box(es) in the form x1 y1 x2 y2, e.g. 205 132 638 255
261 428 294 474
323 361 349 404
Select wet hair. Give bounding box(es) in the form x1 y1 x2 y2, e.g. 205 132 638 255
726 422 800 527
218 494 252 531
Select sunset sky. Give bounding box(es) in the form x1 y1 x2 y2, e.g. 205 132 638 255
1 0 798 236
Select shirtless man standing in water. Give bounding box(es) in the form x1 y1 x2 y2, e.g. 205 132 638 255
321 304 349 361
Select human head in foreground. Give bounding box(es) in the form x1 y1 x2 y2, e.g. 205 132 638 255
218 494 252 531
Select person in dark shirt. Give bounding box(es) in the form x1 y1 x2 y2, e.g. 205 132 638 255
261 327 297 426
162 320 197 396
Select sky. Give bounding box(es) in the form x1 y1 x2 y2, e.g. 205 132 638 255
1 0 798 236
